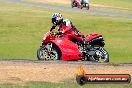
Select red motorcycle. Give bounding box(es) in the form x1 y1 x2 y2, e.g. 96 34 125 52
71 0 81 8
71 0 90 10
37 25 109 62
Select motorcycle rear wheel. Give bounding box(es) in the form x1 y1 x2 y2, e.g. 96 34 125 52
71 3 74 8
88 46 109 62
86 4 89 10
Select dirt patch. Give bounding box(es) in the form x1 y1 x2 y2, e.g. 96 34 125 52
0 61 132 84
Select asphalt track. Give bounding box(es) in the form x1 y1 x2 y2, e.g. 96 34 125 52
0 0 132 18
0 59 132 66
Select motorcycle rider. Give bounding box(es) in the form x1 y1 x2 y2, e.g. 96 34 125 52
50 13 77 32
50 13 93 53
80 0 89 6
50 13 84 42
72 0 81 7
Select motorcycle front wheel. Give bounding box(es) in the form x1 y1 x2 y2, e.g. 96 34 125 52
37 43 61 61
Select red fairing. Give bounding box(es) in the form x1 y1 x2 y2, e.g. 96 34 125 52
59 24 83 41
42 34 83 61
85 33 102 42
59 24 72 33
52 38 82 61
41 24 103 61
41 24 85 61
75 0 81 6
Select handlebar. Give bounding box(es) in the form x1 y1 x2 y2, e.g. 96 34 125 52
49 31 64 37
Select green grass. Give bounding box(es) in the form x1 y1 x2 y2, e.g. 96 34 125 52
23 0 71 7
0 82 132 88
0 2 132 62
24 0 132 9
23 0 132 15
92 6 132 15
91 0 132 9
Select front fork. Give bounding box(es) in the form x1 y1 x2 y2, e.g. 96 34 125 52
48 43 53 52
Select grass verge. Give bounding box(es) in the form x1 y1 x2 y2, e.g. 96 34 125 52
91 0 132 9
0 2 132 62
23 0 132 14
0 82 132 88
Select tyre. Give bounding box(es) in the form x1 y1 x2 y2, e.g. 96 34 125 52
37 47 44 60
88 46 109 62
71 3 74 8
72 4 74 8
71 0 74 8
80 5 83 9
86 4 89 10
37 43 61 61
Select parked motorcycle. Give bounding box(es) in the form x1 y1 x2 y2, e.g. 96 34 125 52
37 25 109 62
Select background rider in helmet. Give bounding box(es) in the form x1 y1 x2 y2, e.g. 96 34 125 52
80 0 89 6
